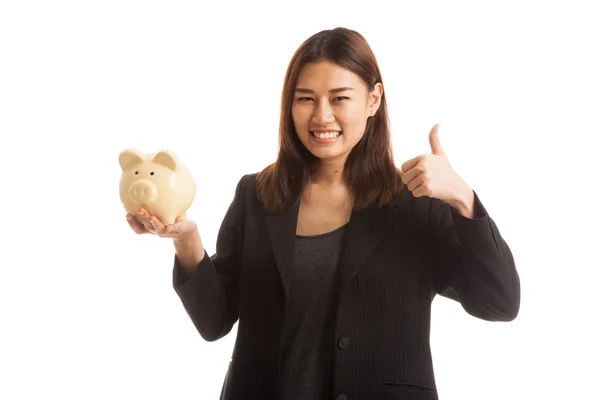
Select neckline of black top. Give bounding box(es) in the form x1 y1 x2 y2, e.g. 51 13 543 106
295 222 349 239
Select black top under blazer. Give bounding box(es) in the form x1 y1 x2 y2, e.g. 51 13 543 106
172 172 521 400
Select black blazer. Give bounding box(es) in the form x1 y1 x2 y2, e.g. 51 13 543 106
172 173 520 400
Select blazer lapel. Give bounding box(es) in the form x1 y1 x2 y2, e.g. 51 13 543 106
265 198 300 307
265 195 401 306
338 204 399 290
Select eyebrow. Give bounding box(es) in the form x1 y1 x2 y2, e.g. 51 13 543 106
294 87 355 94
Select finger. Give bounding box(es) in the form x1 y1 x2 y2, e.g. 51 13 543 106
136 208 156 232
147 215 166 234
164 221 183 235
164 219 196 237
407 174 424 192
411 182 429 198
400 155 422 175
400 165 422 185
140 219 154 232
126 213 149 234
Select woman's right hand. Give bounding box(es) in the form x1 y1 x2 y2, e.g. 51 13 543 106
126 208 198 241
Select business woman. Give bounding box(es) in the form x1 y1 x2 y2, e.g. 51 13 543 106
126 27 520 400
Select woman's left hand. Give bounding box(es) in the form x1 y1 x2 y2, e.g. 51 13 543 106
400 123 474 209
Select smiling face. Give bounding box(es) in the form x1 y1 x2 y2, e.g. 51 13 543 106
291 60 382 164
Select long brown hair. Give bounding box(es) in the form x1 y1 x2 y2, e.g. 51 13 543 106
256 27 405 213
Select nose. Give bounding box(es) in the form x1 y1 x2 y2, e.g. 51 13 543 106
129 179 158 204
311 100 335 126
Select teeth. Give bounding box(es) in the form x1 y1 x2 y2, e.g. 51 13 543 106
312 131 341 139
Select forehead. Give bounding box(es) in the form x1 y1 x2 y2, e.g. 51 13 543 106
295 61 365 90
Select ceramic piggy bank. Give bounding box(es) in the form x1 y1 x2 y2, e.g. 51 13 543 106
119 148 196 226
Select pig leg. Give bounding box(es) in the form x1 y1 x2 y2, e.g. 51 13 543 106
159 213 176 226
160 212 185 226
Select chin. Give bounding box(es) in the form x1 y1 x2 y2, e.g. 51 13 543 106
309 147 350 161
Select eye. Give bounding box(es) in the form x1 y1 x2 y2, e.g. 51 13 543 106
135 171 138 175
333 96 349 101
296 97 313 101
150 172 154 175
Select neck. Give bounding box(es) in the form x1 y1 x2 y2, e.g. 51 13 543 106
311 158 346 186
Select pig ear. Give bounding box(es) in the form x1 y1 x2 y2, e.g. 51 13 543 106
152 149 181 172
119 148 146 171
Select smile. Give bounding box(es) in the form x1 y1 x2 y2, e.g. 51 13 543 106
311 131 341 139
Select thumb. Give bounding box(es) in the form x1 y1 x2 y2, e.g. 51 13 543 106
165 218 197 236
429 123 445 157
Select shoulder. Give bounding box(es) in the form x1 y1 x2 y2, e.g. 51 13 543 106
391 184 433 212
236 172 259 193
388 185 439 233
230 172 260 207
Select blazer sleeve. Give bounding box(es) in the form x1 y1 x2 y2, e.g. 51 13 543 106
172 174 247 341
427 190 521 321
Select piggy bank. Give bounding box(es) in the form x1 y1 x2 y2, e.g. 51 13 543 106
119 148 196 226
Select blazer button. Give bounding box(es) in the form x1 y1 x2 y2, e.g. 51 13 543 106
335 394 348 400
338 336 350 350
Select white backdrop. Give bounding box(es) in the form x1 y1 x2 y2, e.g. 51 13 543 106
1 1 598 399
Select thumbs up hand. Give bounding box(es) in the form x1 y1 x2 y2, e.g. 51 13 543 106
400 123 475 217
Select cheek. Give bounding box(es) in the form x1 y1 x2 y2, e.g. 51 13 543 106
291 107 308 130
339 108 368 136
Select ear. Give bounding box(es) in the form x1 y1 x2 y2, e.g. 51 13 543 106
368 82 383 115
152 149 180 172
119 148 146 171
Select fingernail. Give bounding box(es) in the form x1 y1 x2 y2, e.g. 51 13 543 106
126 214 132 221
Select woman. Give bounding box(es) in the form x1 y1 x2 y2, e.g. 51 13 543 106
126 27 520 400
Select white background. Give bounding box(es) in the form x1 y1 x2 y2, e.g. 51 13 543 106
1 1 598 399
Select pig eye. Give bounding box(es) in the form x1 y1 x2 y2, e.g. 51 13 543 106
150 172 155 175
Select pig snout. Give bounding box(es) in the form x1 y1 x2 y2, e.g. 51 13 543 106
129 179 158 204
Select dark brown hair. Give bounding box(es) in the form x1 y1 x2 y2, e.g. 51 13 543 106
256 27 405 213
